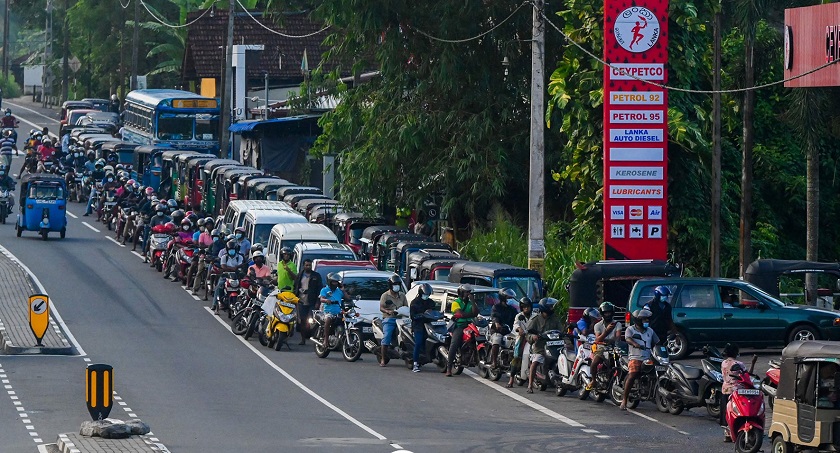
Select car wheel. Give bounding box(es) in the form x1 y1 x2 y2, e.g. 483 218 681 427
667 331 691 360
788 325 819 344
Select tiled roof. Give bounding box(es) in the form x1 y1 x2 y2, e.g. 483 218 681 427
182 9 332 83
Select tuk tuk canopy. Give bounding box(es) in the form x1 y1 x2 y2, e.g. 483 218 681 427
568 260 681 309
744 259 840 298
782 341 840 360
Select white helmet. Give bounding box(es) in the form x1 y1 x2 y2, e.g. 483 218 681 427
251 250 264 258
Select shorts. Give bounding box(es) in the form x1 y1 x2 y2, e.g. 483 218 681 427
628 359 643 373
592 344 607 360
381 318 397 346
490 333 503 345
530 352 545 364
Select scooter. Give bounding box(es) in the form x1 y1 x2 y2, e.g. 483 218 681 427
364 306 410 365
761 358 780 409
259 289 298 351
556 334 596 399
476 326 517 381
0 189 11 224
525 329 566 391
214 271 241 317
147 224 174 271
656 352 723 417
395 309 448 370
725 356 764 453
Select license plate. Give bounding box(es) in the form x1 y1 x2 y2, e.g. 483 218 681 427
737 388 761 395
546 340 563 346
431 321 446 326
362 327 373 333
656 366 666 371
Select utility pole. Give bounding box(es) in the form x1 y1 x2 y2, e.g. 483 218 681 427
527 0 546 276
710 9 721 277
61 0 69 102
43 0 52 107
130 0 138 89
219 2 234 158
3 0 10 79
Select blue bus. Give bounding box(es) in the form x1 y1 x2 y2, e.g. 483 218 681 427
121 89 220 153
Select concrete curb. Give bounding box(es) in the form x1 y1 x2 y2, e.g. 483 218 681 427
55 433 168 453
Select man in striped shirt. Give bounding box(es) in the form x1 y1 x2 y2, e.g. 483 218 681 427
0 129 16 168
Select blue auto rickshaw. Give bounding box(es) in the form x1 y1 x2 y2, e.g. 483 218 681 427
132 146 165 194
17 174 67 240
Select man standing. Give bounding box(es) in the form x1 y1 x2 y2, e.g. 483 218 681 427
378 275 407 367
276 246 297 291
489 288 518 369
643 285 677 345
293 259 322 345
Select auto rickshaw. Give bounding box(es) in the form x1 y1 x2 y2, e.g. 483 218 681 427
132 146 165 192
99 142 138 169
769 341 840 452
244 177 285 200
17 174 67 240
358 225 408 262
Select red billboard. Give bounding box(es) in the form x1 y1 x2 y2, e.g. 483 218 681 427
603 0 669 260
784 3 840 87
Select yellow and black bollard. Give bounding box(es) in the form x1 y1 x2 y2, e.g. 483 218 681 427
85 364 113 420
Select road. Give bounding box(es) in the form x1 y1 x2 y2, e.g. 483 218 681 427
0 102 774 452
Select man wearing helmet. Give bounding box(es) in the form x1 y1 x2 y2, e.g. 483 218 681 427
444 284 480 377
378 275 408 367
0 164 16 209
0 108 19 134
575 307 602 348
37 137 56 162
212 240 244 314
588 302 623 390
489 288 518 369
247 251 272 297
191 229 225 294
621 308 660 409
318 273 347 346
276 246 297 291
506 297 535 388
293 259 323 345
0 129 16 167
643 285 677 346
525 298 564 392
234 227 251 258
406 283 436 372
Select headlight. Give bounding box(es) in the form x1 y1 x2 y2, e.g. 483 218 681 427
547 332 560 340
711 370 723 382
279 313 294 322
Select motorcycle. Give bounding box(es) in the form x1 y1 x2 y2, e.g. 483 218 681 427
589 344 624 403
99 190 117 227
438 317 489 376
393 309 448 371
258 289 298 350
310 300 356 359
339 301 370 362
0 189 11 224
215 271 242 317
170 242 196 284
609 338 670 409
656 346 724 417
147 226 173 272
761 358 780 409
521 329 567 391
725 357 765 453
365 306 410 365
556 334 596 399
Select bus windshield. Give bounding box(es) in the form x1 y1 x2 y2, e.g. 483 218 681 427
195 115 218 140
157 114 193 140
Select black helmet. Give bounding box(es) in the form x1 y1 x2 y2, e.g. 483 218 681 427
498 287 516 300
418 283 433 297
723 343 739 358
226 240 237 250
154 204 166 213
388 275 402 286
280 246 292 255
171 209 185 224
519 297 532 309
327 272 341 284
538 297 558 314
599 301 616 316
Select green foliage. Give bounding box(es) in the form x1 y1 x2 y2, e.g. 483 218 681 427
0 73 22 99
459 216 601 312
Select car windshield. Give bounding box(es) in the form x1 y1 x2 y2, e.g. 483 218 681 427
302 252 355 265
341 277 392 300
498 276 541 300
743 284 787 307
314 264 375 279
29 184 64 200
252 224 273 246
157 114 193 140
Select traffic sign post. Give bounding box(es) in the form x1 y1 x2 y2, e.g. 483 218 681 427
28 294 49 346
85 364 113 421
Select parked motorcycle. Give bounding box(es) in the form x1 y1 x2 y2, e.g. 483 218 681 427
310 300 355 359
761 358 780 409
609 338 669 409
146 225 173 272
163 239 194 282
0 189 11 224
725 356 765 453
214 271 241 317
365 306 409 365
589 344 624 403
656 347 723 416
258 289 299 351
521 329 567 391
556 334 596 399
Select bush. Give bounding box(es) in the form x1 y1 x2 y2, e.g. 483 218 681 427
0 73 22 99
458 216 601 317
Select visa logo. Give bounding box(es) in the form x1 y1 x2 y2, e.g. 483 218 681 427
610 206 625 220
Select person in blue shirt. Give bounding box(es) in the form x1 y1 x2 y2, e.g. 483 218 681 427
575 308 601 347
318 273 346 347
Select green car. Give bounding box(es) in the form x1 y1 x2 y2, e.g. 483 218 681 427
626 277 840 359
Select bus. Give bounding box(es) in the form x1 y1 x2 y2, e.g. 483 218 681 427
121 89 220 153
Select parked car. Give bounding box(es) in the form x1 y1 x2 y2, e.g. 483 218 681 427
334 270 407 320
311 260 377 286
626 277 840 359
292 242 357 272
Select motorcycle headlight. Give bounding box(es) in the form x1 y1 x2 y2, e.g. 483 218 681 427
435 333 446 342
279 313 295 323
710 370 723 382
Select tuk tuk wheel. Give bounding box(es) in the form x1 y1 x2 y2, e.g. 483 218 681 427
60 228 65 239
771 435 792 453
15 223 21 237
40 229 48 241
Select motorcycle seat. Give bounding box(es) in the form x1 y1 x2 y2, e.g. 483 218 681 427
373 318 383 329
673 363 703 380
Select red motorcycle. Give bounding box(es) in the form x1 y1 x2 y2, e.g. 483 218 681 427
761 358 780 408
147 223 175 272
725 358 765 453
215 271 242 318
163 238 194 282
440 318 489 375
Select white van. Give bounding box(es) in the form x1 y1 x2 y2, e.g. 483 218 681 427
242 209 308 250
292 242 357 271
219 200 293 232
266 223 339 268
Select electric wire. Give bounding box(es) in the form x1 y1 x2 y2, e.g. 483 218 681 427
235 0 330 38
540 10 839 94
409 2 530 43
118 0 131 10
139 0 215 29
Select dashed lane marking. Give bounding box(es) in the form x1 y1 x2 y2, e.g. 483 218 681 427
131 251 144 259
81 222 99 233
106 236 125 247
66 212 77 219
0 363 43 444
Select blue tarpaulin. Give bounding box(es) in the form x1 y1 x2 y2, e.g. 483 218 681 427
228 114 322 133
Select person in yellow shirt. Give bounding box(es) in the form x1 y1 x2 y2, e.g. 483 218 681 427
276 247 297 290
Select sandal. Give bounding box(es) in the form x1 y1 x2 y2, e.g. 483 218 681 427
526 387 534 394
505 383 514 388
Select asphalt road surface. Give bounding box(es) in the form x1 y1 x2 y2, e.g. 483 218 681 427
0 104 778 452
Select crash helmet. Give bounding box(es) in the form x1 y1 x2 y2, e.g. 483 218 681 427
226 239 237 250
42 138 52 146
654 285 672 299
498 287 516 301
28 128 36 136
632 308 653 323
180 218 192 230
251 243 264 254
210 229 220 238
171 209 185 225
538 297 558 315
252 250 265 259
166 199 178 210
388 274 402 286
145 187 155 196
519 297 533 310
154 203 166 213
457 284 473 299
418 283 433 298
327 272 341 284
103 165 114 174
280 246 291 256
584 307 602 322
186 212 198 224
196 218 206 228
106 153 117 163
164 221 176 231
225 234 235 242
598 301 616 319
3 129 10 138
111 94 118 102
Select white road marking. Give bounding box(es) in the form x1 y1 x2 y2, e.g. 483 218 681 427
463 369 585 427
0 364 42 445
67 212 77 219
6 101 61 124
626 407 689 435
205 307 392 442
106 236 125 247
131 251 144 259
0 244 86 356
81 222 99 233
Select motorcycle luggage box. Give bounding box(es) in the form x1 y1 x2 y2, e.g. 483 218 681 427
673 363 703 380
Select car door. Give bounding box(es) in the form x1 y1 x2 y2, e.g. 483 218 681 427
672 284 722 344
717 283 783 346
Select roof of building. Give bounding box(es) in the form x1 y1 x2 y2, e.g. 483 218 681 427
182 9 332 83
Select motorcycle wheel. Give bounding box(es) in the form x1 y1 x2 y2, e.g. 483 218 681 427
609 376 639 409
735 429 763 453
243 314 258 340
556 386 567 397
514 376 526 387
537 363 548 391
705 401 719 418
655 390 670 413
342 331 363 362
314 328 330 358
578 387 590 401
162 256 173 279
0 204 6 224
487 364 503 382
274 331 287 351
231 312 248 336
227 296 236 319
594 390 607 403
477 349 489 379
155 258 162 272
258 329 269 347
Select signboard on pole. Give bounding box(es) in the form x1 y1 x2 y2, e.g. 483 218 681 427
603 0 669 260
28 294 49 346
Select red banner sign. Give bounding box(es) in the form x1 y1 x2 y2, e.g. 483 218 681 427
603 0 669 260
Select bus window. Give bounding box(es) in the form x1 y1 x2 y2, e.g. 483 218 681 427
195 117 218 140
157 115 193 140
